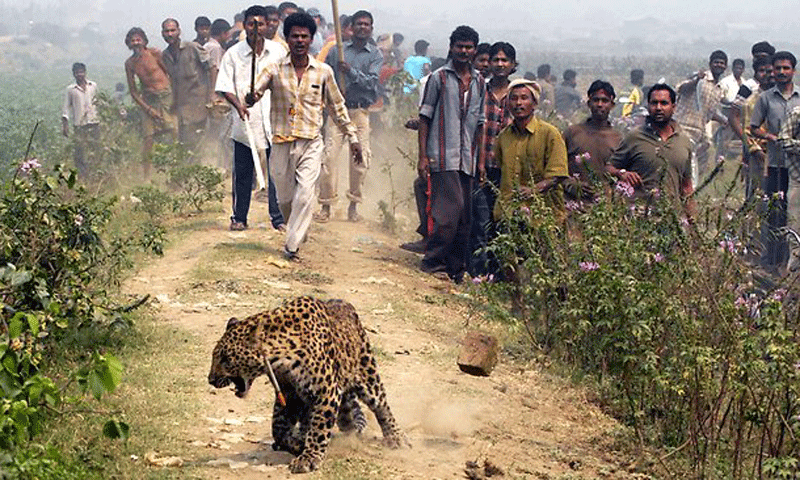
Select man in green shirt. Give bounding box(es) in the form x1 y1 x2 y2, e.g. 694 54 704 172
607 83 695 216
493 78 569 221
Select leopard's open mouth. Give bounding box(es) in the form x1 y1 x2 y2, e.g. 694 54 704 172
232 376 253 398
209 375 230 389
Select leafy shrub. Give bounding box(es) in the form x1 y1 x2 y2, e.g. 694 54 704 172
131 185 172 220
478 168 800 478
0 160 159 469
150 143 225 213
167 163 225 213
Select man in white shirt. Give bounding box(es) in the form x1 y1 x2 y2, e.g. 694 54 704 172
216 5 287 231
61 62 99 180
720 58 747 103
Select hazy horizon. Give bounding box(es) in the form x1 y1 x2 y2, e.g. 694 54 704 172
2 0 798 45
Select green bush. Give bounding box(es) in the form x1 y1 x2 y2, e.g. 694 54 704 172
479 168 800 478
0 160 160 475
150 143 225 214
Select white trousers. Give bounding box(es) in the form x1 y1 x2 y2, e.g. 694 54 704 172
270 137 325 252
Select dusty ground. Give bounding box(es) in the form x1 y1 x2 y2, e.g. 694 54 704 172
123 200 640 480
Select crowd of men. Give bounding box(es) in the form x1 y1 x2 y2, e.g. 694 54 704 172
58 4 800 279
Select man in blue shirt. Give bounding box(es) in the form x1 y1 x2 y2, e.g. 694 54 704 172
315 10 383 223
404 40 431 81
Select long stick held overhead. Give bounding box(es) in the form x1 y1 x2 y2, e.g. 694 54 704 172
331 0 344 63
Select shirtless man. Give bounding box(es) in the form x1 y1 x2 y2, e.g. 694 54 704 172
124 27 178 176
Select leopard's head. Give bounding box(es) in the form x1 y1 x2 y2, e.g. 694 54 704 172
208 317 265 398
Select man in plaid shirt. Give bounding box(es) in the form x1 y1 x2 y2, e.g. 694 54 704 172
675 50 728 185
469 41 514 277
250 12 362 260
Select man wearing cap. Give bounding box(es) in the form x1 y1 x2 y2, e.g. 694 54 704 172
418 25 486 283
493 78 569 221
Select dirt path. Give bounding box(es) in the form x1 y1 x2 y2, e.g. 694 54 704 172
124 201 634 480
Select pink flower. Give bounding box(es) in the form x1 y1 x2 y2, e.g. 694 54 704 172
719 239 736 254
19 158 41 174
565 200 581 212
579 261 599 271
518 206 530 215
773 191 785 201
650 188 661 199
653 252 664 263
734 296 747 309
615 181 634 198
771 289 786 302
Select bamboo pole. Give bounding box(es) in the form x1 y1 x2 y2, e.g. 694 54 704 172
331 0 344 63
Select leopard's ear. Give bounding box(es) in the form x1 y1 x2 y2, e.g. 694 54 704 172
226 317 239 330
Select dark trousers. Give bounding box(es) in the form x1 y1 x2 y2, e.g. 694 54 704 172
413 176 429 238
73 123 99 180
232 141 284 228
468 167 501 276
422 170 473 280
761 166 789 268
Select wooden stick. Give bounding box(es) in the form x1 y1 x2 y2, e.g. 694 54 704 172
331 0 344 63
250 42 256 96
246 40 266 190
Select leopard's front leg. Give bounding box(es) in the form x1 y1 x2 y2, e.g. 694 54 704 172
271 388 306 455
288 386 340 473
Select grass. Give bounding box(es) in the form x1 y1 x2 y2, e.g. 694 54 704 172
39 310 208 480
311 457 385 480
282 270 334 286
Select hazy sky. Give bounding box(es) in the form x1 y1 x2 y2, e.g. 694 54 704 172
5 0 800 46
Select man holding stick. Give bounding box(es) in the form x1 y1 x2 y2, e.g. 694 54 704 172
315 9 382 223
250 12 362 260
216 5 287 231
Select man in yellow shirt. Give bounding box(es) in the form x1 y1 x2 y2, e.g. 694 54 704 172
493 79 569 222
621 69 644 117
317 15 352 62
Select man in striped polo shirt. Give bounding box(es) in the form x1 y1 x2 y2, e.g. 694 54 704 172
417 25 486 283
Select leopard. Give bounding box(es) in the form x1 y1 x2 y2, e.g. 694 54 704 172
208 296 409 473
